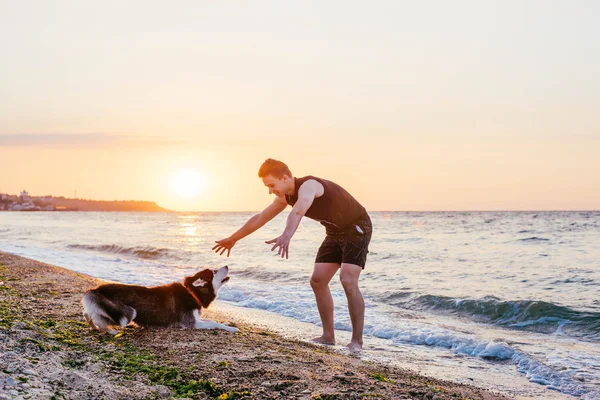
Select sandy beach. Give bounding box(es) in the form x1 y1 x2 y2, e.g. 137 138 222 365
0 251 508 399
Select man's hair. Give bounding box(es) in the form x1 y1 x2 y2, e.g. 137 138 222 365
258 159 292 179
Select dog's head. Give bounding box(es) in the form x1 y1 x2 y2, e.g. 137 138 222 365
183 266 230 308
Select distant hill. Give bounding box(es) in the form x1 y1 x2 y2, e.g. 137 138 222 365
51 197 170 212
0 192 170 212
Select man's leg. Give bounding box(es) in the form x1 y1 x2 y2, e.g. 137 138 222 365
310 262 340 345
340 263 364 352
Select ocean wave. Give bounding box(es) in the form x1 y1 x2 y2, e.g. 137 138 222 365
519 237 550 242
67 244 180 260
383 293 600 341
551 277 598 286
231 268 306 283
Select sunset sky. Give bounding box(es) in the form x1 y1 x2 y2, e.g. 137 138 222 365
1 1 598 212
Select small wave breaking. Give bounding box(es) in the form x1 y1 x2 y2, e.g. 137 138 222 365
383 293 600 341
232 267 306 283
67 244 180 260
519 237 550 242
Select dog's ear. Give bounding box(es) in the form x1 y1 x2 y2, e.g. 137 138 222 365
191 269 214 288
192 278 207 287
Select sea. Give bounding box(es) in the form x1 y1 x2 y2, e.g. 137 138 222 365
1 211 599 399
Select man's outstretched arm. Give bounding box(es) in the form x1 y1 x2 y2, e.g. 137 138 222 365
213 196 288 256
266 180 322 259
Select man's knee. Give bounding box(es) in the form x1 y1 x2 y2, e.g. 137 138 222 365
340 274 359 293
340 263 362 293
310 275 328 289
311 263 339 289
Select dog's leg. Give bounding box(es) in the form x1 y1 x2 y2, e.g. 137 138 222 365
180 311 196 329
94 315 120 335
83 312 100 331
118 306 137 327
191 309 239 332
194 319 239 333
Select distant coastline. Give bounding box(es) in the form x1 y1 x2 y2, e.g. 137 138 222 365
0 191 169 212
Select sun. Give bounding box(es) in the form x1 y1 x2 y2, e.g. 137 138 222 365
170 168 206 198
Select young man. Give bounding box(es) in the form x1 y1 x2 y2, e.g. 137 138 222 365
213 159 372 352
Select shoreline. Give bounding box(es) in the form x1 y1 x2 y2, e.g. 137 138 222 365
0 251 508 399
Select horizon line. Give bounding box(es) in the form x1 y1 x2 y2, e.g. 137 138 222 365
171 209 599 213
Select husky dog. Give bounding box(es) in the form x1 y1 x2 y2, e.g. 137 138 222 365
81 265 238 334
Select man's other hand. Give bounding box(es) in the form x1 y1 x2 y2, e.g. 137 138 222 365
213 237 236 257
265 234 291 259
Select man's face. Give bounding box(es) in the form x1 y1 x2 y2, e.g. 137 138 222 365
262 174 289 198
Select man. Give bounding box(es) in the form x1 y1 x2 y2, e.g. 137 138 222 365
213 159 372 352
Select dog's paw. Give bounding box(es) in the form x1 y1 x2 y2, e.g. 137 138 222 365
226 326 240 333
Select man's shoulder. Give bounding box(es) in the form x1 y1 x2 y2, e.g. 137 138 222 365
298 177 325 197
299 177 324 187
299 175 328 185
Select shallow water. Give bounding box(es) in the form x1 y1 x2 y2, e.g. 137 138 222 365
1 211 599 398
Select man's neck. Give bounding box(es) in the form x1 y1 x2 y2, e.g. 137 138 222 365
287 176 296 195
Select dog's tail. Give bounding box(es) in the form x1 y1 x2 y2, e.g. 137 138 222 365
82 290 137 327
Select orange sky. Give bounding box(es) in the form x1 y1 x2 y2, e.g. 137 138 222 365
1 2 598 211
1 134 598 211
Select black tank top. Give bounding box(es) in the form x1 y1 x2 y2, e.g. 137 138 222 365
285 175 367 233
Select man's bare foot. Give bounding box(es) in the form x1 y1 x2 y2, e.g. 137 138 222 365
347 341 363 352
311 336 335 345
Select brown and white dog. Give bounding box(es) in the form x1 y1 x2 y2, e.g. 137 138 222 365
81 265 238 334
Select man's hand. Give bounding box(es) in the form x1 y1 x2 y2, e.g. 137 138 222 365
265 234 291 259
212 237 237 257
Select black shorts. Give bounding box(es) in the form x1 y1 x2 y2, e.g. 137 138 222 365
315 214 372 269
